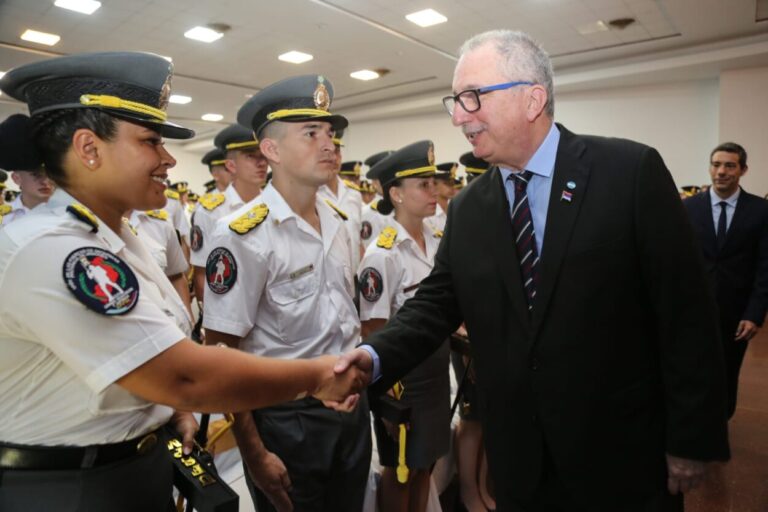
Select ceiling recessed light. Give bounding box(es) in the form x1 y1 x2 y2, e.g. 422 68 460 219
169 95 192 105
201 113 223 122
54 0 101 15
278 51 313 64
21 29 61 46
405 9 447 28
184 26 223 43
576 20 609 35
350 69 380 81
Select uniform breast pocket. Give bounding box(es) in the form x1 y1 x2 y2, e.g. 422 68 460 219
267 272 320 341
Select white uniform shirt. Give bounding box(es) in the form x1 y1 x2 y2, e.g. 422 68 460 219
358 220 441 320
318 176 364 272
190 184 246 267
0 189 191 445
164 193 191 243
425 203 447 233
129 210 189 277
0 194 33 228
360 198 393 249
203 183 360 359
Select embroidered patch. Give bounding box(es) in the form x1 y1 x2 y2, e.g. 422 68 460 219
360 267 383 302
360 221 373 241
62 247 139 316
190 225 203 252
206 247 237 294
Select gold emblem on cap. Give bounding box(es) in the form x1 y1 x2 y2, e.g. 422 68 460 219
158 68 173 112
314 76 331 112
427 144 435 166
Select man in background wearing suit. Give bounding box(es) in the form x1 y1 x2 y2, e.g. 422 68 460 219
335 29 730 511
684 143 768 419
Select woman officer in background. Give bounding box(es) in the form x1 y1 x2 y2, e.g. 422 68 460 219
0 52 362 512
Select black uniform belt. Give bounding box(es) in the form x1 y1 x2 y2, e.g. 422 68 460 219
0 430 159 471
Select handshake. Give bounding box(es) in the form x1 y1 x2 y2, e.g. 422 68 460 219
309 349 375 411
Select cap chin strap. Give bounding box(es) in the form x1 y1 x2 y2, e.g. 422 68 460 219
79 94 167 122
394 165 437 179
266 108 331 121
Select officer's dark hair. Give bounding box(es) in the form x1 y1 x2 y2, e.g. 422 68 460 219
710 142 747 168
29 108 119 186
377 179 403 215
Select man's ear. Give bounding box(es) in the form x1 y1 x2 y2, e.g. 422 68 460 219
526 85 548 122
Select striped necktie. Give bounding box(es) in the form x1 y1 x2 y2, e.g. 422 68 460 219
510 171 539 311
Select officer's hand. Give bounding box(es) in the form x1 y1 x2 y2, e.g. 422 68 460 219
170 411 199 456
244 450 293 512
666 454 708 495
333 348 373 383
312 353 368 403
735 320 758 341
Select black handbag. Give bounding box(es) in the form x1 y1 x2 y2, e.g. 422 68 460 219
162 426 239 512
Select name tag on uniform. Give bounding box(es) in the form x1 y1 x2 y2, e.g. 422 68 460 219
290 264 314 280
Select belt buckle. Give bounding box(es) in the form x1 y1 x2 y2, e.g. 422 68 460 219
136 433 158 455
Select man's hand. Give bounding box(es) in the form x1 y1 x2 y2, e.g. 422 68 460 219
243 449 293 512
311 351 372 403
170 410 199 455
666 454 708 495
735 320 759 341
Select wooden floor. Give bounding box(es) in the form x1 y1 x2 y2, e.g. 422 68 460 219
686 329 768 512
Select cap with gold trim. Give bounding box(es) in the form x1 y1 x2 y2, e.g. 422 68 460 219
214 124 259 153
367 140 436 185
237 75 348 139
169 181 189 194
0 51 194 140
459 151 490 176
364 150 393 170
333 128 345 147
435 161 458 181
680 185 701 197
0 114 43 171
340 161 362 177
202 148 226 170
204 179 217 193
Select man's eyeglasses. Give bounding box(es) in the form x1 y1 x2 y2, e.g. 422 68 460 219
442 80 535 116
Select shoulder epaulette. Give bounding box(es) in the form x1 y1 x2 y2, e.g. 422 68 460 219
145 209 169 221
342 179 362 192
229 204 269 235
199 192 225 211
370 200 379 211
164 189 180 201
66 203 99 233
377 226 398 249
324 199 348 221
122 217 138 236
187 204 196 214
0 204 12 216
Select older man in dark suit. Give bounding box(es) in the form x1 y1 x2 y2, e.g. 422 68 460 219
335 30 729 511
683 143 768 419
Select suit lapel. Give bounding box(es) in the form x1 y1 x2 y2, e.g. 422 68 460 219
703 190 718 252
478 168 531 327
530 126 590 339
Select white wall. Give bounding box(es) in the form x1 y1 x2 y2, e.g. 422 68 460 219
164 144 213 193
719 66 768 197
339 79 720 190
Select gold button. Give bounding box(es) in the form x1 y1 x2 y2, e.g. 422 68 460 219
136 433 158 455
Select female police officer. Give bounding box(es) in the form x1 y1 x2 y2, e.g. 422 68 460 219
0 52 362 511
358 141 450 512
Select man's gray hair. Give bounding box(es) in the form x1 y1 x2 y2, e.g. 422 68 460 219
458 30 555 117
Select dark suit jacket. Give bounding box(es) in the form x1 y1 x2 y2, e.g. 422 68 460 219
365 124 729 509
683 189 768 333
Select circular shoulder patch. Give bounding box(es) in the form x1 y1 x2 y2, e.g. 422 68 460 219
190 224 203 252
206 247 238 294
62 247 140 316
360 220 373 241
360 267 383 303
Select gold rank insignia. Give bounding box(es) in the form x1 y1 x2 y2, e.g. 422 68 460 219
370 200 379 211
199 193 225 211
229 204 269 235
164 189 180 200
146 209 169 221
324 199 348 221
66 203 99 233
433 229 443 238
377 226 398 249
122 217 138 236
342 179 362 192
0 204 12 216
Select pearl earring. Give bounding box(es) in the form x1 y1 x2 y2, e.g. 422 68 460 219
88 160 95 166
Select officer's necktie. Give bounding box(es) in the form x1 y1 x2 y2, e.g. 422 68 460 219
509 171 538 312
716 201 728 251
